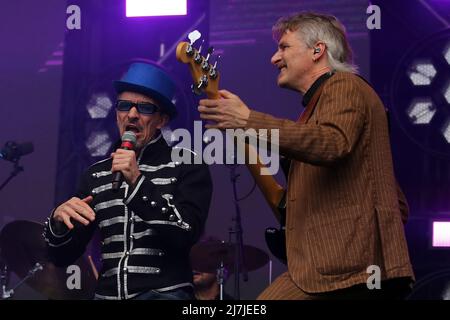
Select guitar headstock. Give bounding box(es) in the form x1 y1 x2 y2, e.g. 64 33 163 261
176 31 220 100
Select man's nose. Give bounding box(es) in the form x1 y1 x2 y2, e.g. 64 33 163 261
271 50 281 65
127 106 140 119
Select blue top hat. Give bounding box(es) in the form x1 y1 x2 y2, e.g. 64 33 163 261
114 62 177 119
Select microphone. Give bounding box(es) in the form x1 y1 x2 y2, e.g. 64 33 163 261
112 131 137 191
0 141 34 162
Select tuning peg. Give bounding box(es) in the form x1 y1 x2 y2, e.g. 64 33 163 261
188 30 201 46
185 44 194 56
191 75 209 96
194 40 205 64
191 84 202 96
209 55 220 79
197 39 204 53
186 30 201 57
201 47 214 71
198 75 208 89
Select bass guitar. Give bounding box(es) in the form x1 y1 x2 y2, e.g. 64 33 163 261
176 32 287 264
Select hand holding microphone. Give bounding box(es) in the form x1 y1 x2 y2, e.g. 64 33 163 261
111 131 140 191
52 132 138 229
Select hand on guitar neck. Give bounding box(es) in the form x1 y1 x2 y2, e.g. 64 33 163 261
198 89 250 130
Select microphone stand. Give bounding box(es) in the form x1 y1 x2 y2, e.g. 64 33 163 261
0 262 43 299
227 164 248 301
216 261 225 301
0 256 11 299
0 159 24 192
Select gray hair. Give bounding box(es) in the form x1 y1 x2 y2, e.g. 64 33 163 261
272 12 358 73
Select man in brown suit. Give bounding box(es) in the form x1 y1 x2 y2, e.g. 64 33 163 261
198 12 414 299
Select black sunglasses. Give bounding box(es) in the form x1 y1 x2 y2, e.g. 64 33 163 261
115 100 160 115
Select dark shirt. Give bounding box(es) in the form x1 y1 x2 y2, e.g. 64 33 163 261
302 71 334 107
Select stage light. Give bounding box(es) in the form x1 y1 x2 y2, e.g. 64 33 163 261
444 43 450 65
442 120 450 143
86 93 113 119
432 221 450 247
86 131 112 157
407 61 437 86
444 82 450 104
126 0 187 17
407 99 436 124
391 29 450 154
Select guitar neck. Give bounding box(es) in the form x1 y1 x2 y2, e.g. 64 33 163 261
242 141 285 221
176 39 285 220
205 95 284 221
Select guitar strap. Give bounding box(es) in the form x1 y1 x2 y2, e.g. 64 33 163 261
298 75 329 124
277 74 331 218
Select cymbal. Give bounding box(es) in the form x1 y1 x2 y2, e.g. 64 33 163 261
190 240 269 274
0 220 97 300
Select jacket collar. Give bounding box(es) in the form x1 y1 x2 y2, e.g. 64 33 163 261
302 71 334 107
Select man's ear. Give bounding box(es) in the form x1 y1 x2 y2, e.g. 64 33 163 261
157 114 170 129
312 42 326 60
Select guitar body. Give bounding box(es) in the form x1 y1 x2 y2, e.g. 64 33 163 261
264 157 290 265
265 207 287 265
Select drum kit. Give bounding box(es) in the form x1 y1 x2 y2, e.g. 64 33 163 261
190 239 270 300
190 239 269 275
0 220 97 300
0 220 270 300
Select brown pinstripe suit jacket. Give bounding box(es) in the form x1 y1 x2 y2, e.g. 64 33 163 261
246 71 414 293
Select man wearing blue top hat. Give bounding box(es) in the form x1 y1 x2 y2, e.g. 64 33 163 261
43 62 213 300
